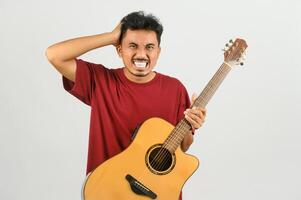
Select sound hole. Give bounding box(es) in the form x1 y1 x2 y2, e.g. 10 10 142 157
146 145 175 175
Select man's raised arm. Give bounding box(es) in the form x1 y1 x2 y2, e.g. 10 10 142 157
45 24 121 81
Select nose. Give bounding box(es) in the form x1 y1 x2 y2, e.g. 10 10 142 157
135 47 147 59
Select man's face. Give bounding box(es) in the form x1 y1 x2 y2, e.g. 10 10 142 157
117 29 161 83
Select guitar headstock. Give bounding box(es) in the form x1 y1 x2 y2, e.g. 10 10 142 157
223 38 248 67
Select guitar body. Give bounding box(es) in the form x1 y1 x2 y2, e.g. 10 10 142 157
83 118 199 200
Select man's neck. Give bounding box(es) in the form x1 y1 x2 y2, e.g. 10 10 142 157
123 68 156 83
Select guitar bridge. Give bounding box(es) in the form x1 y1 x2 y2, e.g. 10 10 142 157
125 174 157 199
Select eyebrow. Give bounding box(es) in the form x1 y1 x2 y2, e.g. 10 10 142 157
129 42 156 46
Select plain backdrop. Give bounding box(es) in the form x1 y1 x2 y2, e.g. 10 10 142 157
1 0 300 199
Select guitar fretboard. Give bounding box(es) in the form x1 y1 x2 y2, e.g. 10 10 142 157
164 62 232 153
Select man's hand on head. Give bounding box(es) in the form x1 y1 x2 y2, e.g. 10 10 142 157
111 23 122 47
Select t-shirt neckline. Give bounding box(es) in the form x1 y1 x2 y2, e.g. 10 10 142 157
117 67 160 86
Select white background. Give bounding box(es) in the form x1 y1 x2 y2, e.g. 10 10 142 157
1 0 300 199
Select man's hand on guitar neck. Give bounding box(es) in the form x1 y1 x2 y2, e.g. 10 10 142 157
181 93 207 152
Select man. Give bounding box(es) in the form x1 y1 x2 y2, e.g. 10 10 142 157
46 11 206 199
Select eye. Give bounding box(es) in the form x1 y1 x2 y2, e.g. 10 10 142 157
129 44 137 49
146 45 154 50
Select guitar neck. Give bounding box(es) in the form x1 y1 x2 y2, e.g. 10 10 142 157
193 62 232 108
164 62 232 153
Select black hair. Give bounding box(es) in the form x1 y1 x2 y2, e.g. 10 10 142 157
119 11 163 45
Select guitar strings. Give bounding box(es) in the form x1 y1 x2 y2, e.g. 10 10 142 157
154 63 228 163
152 64 230 171
148 63 232 172
149 121 186 170
149 63 228 172
150 121 188 171
156 120 199 171
151 112 199 171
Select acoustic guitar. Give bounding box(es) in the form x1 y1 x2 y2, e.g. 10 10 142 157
82 38 248 200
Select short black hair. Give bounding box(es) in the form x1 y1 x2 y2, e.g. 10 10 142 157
119 11 163 45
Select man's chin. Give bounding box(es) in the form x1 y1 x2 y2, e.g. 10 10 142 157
133 72 149 77
130 69 150 77
124 67 155 80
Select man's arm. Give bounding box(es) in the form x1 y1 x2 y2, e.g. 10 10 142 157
181 131 194 152
181 93 207 152
45 24 121 81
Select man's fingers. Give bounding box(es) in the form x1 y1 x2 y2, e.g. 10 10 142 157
187 108 206 119
185 114 202 129
191 93 198 105
185 110 198 120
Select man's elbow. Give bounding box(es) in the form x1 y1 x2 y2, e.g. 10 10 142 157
45 46 56 63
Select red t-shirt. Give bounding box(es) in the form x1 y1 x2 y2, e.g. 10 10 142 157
63 59 190 198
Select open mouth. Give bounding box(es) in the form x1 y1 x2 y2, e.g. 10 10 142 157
133 60 149 69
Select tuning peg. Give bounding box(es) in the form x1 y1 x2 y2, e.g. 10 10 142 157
225 43 230 47
238 52 246 60
222 46 230 51
224 39 234 49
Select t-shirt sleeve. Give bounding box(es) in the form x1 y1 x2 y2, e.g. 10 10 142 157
177 83 191 123
62 59 96 106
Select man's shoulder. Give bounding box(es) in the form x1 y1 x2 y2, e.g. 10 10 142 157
77 59 107 70
77 58 121 74
157 72 186 88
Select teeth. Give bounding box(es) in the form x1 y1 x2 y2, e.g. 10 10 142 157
134 61 147 68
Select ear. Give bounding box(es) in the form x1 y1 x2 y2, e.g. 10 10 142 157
116 44 122 57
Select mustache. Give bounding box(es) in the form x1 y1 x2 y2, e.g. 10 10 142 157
132 58 149 62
